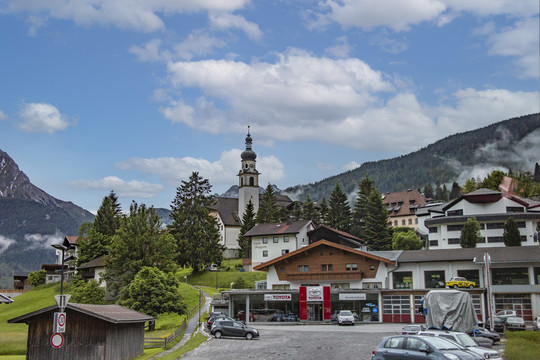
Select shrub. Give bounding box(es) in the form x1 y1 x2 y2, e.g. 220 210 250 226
28 270 46 287
69 279 106 304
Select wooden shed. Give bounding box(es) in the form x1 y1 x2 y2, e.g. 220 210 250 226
8 303 154 360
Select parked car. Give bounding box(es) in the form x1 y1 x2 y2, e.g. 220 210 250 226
470 336 494 349
419 330 501 359
211 319 260 340
505 316 526 330
445 277 476 288
371 335 484 360
336 310 355 326
206 314 234 329
471 328 500 343
204 264 218 271
533 316 540 331
494 310 517 322
237 310 256 322
270 313 298 322
485 317 505 332
402 324 426 335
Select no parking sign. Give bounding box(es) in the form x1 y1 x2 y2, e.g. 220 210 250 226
53 312 66 333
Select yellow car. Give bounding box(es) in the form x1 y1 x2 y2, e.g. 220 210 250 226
445 277 476 288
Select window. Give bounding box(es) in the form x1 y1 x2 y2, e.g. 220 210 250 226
363 282 382 289
487 236 504 243
447 224 464 231
393 272 413 289
447 209 464 216
534 267 540 285
448 238 460 245
370 265 375 270
384 337 404 349
352 264 358 270
281 249 289 255
321 264 333 272
273 237 279 243
517 222 526 228
346 263 358 271
394 220 398 226
331 283 350 289
284 236 289 243
492 267 529 285
429 227 438 233
249 177 254 186
281 267 285 274
262 237 268 244
429 240 438 247
507 206 524 213
401 219 406 225
298 265 309 273
457 269 480 286
272 284 290 290
424 270 445 288
408 219 412 225
262 250 268 257
486 222 504 230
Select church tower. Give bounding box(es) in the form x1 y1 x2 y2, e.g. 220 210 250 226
238 127 260 220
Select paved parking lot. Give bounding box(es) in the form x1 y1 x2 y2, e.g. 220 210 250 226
184 323 403 360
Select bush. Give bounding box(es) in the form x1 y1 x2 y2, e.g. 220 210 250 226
28 270 46 287
231 275 248 289
122 266 186 317
69 279 105 304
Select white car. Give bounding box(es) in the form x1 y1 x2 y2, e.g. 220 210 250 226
418 330 502 360
336 310 355 326
533 316 540 331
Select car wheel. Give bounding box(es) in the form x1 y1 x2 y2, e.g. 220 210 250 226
246 332 253 340
453 284 458 289
276 316 281 322
469 284 474 288
214 331 222 339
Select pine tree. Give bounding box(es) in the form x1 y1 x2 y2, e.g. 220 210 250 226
363 188 392 250
237 201 256 258
435 181 443 201
449 181 461 200
534 162 540 182
93 191 122 236
462 178 477 194
423 183 434 199
460 217 481 248
352 175 375 238
327 183 351 232
503 217 521 247
290 201 303 221
442 184 449 201
302 195 319 223
482 170 506 190
256 184 280 223
106 201 177 300
169 172 223 273
319 197 329 225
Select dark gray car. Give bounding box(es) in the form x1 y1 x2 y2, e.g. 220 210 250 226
371 335 483 360
211 320 260 340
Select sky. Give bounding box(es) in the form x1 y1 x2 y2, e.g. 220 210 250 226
0 0 539 213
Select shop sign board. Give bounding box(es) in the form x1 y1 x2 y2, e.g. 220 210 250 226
307 286 323 302
339 293 366 301
264 294 291 301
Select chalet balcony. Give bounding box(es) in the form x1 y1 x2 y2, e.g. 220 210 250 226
286 271 363 281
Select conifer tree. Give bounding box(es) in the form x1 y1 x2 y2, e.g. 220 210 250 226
256 184 280 223
169 172 223 273
423 183 434 199
462 178 477 194
237 201 256 258
352 175 374 238
319 197 329 225
302 195 319 224
290 201 303 221
482 170 506 190
449 181 461 200
327 183 351 232
534 162 540 182
93 190 122 236
503 217 521 247
363 188 392 250
460 217 481 248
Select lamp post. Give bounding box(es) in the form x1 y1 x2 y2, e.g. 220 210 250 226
51 244 68 295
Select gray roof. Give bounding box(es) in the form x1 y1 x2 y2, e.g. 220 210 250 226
77 255 106 270
425 212 540 226
13 271 29 277
212 197 241 227
245 220 312 237
1 293 14 303
9 303 153 324
397 246 540 264
367 250 403 262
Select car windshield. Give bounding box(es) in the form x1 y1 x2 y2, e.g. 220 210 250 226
404 325 419 330
423 337 462 350
455 334 477 347
339 311 353 316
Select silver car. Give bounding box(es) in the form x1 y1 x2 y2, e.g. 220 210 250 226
336 310 355 326
505 316 526 330
419 330 502 360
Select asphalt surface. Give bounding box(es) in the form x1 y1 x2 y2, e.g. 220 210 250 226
183 323 404 360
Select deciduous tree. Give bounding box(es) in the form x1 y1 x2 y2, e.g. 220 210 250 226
392 230 423 250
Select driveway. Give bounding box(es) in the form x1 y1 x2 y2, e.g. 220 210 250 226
184 323 402 360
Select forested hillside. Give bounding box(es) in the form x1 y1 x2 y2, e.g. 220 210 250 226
284 113 540 201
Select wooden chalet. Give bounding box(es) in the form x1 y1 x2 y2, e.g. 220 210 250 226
8 303 153 360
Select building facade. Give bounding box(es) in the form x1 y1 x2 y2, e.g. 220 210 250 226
383 189 427 230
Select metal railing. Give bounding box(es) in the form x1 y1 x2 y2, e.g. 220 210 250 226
144 296 205 349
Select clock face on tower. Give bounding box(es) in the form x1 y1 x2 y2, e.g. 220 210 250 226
249 164 254 168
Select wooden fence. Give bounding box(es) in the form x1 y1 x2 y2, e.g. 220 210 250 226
144 296 205 349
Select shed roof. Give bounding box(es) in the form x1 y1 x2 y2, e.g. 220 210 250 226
8 303 154 324
244 220 312 237
396 246 540 264
77 255 106 270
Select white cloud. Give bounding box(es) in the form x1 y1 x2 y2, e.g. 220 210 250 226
173 30 227 61
0 235 16 254
440 0 538 18
0 110 7 120
17 102 69 133
209 12 262 41
325 36 352 58
7 0 251 33
130 39 171 62
485 17 540 79
115 149 285 188
342 161 361 171
67 176 164 198
24 232 63 250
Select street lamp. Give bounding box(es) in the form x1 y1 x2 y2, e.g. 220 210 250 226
51 244 68 295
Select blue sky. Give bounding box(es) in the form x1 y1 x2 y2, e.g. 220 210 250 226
0 0 539 212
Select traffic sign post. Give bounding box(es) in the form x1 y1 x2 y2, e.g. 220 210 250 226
53 312 67 333
50 333 64 348
55 294 71 312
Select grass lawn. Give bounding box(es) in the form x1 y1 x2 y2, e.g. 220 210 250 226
0 283 58 356
185 269 266 289
503 331 540 360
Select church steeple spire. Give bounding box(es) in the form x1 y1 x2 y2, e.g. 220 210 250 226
238 126 259 219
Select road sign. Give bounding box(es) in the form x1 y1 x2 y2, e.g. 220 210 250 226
50 333 64 348
53 312 66 333
54 294 71 311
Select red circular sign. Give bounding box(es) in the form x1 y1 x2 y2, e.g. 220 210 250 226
58 314 66 327
50 333 64 348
